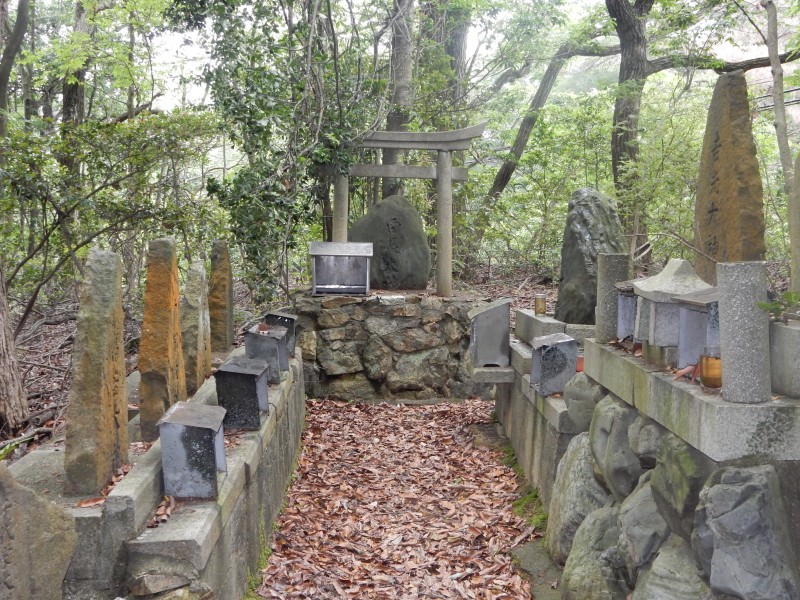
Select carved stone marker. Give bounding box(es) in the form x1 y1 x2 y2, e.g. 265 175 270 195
555 188 627 324
209 239 234 353
159 402 226 499
139 238 187 441
244 325 286 383
349 195 431 289
468 298 511 367
181 261 213 396
694 71 766 285
215 356 270 430
0 464 78 599
531 333 578 396
264 311 298 356
65 248 128 494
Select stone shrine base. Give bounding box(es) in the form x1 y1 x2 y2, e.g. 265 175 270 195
293 290 493 401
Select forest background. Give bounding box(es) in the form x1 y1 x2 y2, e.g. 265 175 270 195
1 0 800 437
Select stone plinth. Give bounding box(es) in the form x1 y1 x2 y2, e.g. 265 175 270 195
159 402 226 499
531 333 578 396
717 262 770 404
65 249 129 495
595 253 632 343
264 311 298 356
139 238 187 441
468 298 511 367
515 310 565 345
294 292 490 401
209 240 234 353
694 71 766 285
216 356 270 430
181 261 213 396
244 325 287 383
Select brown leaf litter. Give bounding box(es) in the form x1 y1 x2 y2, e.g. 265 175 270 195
257 398 532 599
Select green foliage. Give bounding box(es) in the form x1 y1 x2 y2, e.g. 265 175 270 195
757 291 800 323
512 486 548 530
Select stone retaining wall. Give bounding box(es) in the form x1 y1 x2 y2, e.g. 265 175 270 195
497 315 800 599
294 292 490 401
9 349 305 599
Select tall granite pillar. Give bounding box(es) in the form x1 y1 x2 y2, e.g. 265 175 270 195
595 253 632 344
209 240 234 353
436 150 453 297
65 248 128 494
694 71 766 285
717 261 771 404
181 260 213 396
139 238 187 441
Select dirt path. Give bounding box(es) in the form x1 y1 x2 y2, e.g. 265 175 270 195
256 399 532 599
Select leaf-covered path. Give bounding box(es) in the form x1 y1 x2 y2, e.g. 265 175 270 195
257 398 532 599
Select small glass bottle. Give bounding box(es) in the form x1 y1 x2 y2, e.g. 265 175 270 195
699 345 722 388
534 293 547 316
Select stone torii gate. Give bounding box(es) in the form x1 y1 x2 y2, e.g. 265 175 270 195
331 122 486 297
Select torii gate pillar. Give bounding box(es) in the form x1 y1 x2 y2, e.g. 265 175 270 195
330 122 486 296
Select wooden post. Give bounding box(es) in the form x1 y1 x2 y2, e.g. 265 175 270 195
333 173 349 242
436 151 453 296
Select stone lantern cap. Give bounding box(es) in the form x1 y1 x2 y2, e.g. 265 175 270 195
157 401 226 430
633 259 711 303
671 286 719 307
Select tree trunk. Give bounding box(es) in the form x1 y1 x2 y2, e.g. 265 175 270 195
760 0 798 293
0 263 28 433
606 0 654 258
382 0 414 198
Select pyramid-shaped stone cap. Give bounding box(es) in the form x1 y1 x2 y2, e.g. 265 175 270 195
671 286 718 308
158 401 226 431
467 297 512 320
632 259 711 303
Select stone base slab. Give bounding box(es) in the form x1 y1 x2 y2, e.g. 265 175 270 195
584 338 800 461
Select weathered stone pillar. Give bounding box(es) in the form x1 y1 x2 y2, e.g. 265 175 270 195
595 253 632 344
209 240 234 353
181 261 213 396
65 248 128 494
139 238 187 441
436 150 453 297
333 173 349 243
694 71 766 285
717 261 771 404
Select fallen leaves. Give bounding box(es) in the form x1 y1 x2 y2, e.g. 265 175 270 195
148 495 177 528
257 399 531 599
74 464 132 507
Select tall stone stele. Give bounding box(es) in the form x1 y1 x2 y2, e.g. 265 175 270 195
139 237 187 441
181 260 213 396
209 239 235 352
693 71 766 285
65 248 128 495
555 188 627 324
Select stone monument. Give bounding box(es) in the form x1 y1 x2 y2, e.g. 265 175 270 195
64 248 128 494
555 188 627 324
693 71 766 285
209 239 235 352
349 195 431 289
181 260 213 396
139 237 187 441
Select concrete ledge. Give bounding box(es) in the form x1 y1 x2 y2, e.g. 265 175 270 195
584 339 800 462
515 310 565 345
521 375 580 435
510 337 532 377
470 366 515 383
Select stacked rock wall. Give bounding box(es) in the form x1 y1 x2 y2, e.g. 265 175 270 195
499 338 800 599
294 293 490 401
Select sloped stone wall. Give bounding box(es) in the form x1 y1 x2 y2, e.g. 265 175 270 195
293 292 490 401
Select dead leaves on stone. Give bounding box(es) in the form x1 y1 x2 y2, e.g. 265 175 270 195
257 399 531 598
148 495 177 527
74 463 132 507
